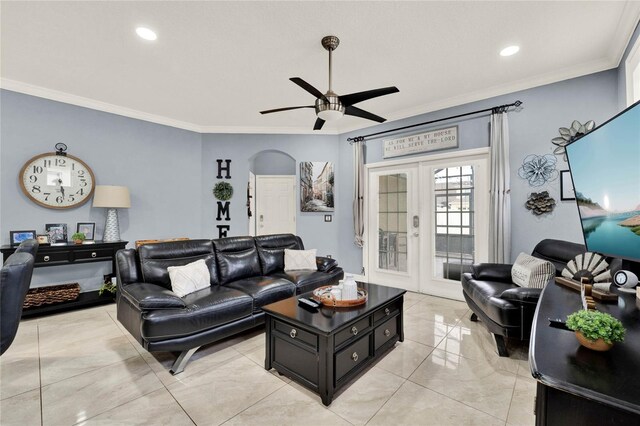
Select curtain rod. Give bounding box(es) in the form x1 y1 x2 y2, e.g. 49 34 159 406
347 100 522 143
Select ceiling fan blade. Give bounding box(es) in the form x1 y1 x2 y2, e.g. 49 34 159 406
260 105 314 114
339 86 399 106
290 77 327 100
344 105 387 123
313 118 326 130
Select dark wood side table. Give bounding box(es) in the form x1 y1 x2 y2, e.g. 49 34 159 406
262 283 405 406
1 240 128 317
530 280 640 425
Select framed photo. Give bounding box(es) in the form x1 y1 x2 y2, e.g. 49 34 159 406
560 170 575 201
76 222 96 240
9 230 36 246
36 234 50 245
45 223 67 244
300 162 335 212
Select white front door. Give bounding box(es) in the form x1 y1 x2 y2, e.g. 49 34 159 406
367 164 420 292
255 175 296 235
365 150 489 300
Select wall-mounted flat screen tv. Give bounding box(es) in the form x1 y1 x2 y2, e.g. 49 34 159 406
566 100 640 263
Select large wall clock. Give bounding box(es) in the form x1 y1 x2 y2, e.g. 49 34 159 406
19 143 95 209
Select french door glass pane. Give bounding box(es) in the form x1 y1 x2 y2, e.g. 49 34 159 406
378 173 408 272
434 166 475 280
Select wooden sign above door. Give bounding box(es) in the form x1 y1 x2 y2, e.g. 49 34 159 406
383 126 458 159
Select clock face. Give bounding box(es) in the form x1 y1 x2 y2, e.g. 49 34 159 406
19 153 95 209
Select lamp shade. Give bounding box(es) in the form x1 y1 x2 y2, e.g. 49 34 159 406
93 185 131 208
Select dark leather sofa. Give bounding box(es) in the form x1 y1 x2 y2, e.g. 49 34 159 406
462 239 585 357
116 234 343 373
1 239 38 355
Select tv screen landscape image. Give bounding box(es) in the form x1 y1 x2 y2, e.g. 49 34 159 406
566 101 640 262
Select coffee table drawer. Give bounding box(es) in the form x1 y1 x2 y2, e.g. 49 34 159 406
273 337 318 385
335 335 371 382
274 320 317 349
335 316 370 348
373 299 401 323
374 316 398 350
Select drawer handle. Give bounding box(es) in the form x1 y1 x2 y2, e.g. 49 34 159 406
384 329 391 337
351 352 359 362
351 326 358 336
91 252 97 258
43 256 50 262
384 307 390 316
290 329 297 339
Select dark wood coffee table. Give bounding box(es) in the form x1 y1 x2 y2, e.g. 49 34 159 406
262 283 405 405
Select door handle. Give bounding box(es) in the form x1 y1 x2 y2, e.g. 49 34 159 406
413 232 419 237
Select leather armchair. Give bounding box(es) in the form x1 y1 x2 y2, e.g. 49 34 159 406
1 240 38 355
462 239 585 356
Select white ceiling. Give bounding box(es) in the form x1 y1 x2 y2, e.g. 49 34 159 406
2 1 639 134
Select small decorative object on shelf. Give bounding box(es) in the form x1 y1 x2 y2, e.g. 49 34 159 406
76 222 96 240
213 181 234 201
525 191 556 215
71 232 85 244
45 223 67 243
98 277 117 297
9 230 36 246
312 284 367 308
566 309 625 351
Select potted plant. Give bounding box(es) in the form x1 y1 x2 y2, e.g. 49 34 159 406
566 310 625 351
71 232 86 244
98 279 117 297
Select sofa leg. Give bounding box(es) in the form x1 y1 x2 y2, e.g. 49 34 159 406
170 346 201 375
470 312 479 322
493 334 509 357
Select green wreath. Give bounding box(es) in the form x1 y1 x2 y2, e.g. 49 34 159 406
213 181 233 201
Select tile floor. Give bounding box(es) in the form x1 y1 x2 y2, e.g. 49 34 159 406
0 292 536 425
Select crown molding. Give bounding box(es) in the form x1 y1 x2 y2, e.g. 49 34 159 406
336 57 616 136
0 78 204 133
198 125 338 135
611 1 640 66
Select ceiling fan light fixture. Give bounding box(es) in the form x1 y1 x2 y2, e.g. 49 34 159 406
315 96 344 121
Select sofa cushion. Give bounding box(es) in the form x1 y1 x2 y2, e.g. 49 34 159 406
226 276 296 312
140 286 253 342
511 253 555 289
139 240 218 290
271 268 343 294
167 260 211 297
213 237 262 284
461 276 521 327
284 249 317 271
254 234 304 274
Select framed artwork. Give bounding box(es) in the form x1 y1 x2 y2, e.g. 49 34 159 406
45 223 67 243
9 230 36 246
560 170 575 201
36 234 50 245
300 162 335 212
76 222 96 240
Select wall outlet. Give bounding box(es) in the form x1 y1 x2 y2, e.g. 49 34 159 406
325 255 332 259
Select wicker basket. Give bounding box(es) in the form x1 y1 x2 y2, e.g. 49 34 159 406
23 283 81 309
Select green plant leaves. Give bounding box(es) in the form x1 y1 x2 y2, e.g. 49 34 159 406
566 310 625 344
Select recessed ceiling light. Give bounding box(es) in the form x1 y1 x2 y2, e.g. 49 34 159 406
136 27 157 41
500 45 520 57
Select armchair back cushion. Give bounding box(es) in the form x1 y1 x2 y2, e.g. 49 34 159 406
139 240 218 290
254 234 304 274
213 237 262 284
531 239 586 275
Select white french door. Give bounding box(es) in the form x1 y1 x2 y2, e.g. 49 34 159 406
366 149 489 300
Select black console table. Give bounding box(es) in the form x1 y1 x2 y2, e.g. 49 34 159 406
1 241 128 317
530 280 640 425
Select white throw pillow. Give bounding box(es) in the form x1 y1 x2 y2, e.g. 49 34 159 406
167 259 211 297
284 249 317 271
511 253 555 289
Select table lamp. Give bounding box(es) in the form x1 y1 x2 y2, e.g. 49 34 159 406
93 185 130 242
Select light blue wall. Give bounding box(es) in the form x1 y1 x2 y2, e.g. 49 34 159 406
337 69 619 273
250 150 296 175
200 134 340 257
618 21 640 110
1 90 204 290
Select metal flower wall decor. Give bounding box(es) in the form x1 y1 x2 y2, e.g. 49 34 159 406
518 154 559 187
552 120 595 161
526 191 556 215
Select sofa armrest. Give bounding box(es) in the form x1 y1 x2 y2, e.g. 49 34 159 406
499 287 543 304
316 256 338 273
120 283 186 310
116 249 140 285
471 263 514 283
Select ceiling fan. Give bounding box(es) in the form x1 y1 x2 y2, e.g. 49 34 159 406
260 35 399 130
